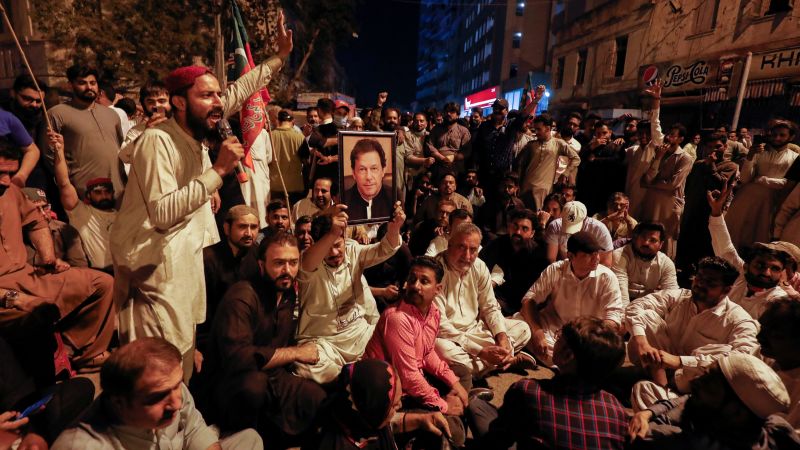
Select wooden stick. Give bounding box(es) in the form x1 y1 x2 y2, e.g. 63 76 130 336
0 3 52 131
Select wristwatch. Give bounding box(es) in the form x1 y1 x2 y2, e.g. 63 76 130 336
2 290 19 309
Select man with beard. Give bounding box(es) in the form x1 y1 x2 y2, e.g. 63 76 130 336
435 223 534 386
425 102 470 180
480 208 550 315
205 231 326 441
52 338 263 449
625 257 759 411
457 169 486 211
479 172 526 238
292 177 333 219
425 208 473 257
46 65 124 200
111 12 292 383
521 232 624 366
49 131 115 271
577 120 626 215
517 113 581 210
256 199 291 246
295 202 404 384
3 75 49 191
201 205 260 353
414 171 472 224
708 181 791 319
725 120 798 248
21 187 89 268
612 222 678 304
628 354 799 450
0 143 115 372
364 256 469 447
468 107 483 135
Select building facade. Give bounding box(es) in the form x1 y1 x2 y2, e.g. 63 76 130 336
0 0 65 90
549 0 800 128
416 0 553 113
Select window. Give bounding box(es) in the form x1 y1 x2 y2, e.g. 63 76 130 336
576 49 587 85
694 0 719 32
555 56 565 89
0 1 12 34
510 63 518 78
766 0 792 14
614 36 628 78
516 1 525 15
513 32 522 49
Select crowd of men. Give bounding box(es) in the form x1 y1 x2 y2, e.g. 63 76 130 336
1 13 800 450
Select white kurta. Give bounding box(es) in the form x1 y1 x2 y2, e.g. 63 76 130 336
612 245 678 304
775 183 800 245
522 259 624 362
709 215 787 318
111 57 284 355
625 289 759 369
625 108 664 219
111 119 222 354
726 146 798 248
433 254 531 375
296 237 400 383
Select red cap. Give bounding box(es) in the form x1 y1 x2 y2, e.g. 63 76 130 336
165 66 214 95
86 177 113 191
334 100 350 112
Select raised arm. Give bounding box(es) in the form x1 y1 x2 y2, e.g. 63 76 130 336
301 205 348 272
49 132 80 211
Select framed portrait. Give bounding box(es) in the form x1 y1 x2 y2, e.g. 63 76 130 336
338 131 397 225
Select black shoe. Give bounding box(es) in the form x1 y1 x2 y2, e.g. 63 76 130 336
508 351 538 371
468 387 494 402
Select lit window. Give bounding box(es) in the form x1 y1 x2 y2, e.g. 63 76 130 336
516 1 525 15
513 32 522 49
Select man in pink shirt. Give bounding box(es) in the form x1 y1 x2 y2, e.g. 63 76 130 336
365 256 469 446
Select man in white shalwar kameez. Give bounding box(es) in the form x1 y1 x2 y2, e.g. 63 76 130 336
434 223 532 385
625 256 759 411
111 15 293 382
295 203 403 384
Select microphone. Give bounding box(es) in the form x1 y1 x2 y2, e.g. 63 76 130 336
215 118 249 184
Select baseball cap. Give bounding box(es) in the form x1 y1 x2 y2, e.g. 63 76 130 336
492 98 509 110
562 201 588 235
718 353 790 419
334 100 350 112
567 231 603 255
22 187 47 203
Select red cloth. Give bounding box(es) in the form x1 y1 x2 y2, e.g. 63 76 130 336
165 66 213 95
85 177 112 190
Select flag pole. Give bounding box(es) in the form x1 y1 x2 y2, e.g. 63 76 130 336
214 0 226 85
0 2 52 131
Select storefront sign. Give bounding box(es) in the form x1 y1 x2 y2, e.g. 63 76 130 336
464 86 499 111
750 46 800 80
638 58 727 92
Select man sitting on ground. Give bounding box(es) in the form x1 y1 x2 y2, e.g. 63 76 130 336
256 199 291 243
625 256 759 411
292 177 334 219
425 208 473 256
612 222 678 304
294 203 404 384
365 256 469 447
53 338 263 449
544 200 614 267
470 317 628 450
758 297 800 429
22 187 89 268
521 231 624 366
206 231 326 440
434 223 533 389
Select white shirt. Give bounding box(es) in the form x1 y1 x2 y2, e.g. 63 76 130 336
292 197 324 219
297 237 400 359
66 202 116 269
625 289 759 368
434 254 508 355
425 235 448 256
522 259 625 328
709 215 787 318
544 217 614 260
777 366 800 430
612 245 678 303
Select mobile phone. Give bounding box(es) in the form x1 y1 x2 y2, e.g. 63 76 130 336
18 392 54 419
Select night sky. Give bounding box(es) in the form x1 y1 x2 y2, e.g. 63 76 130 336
337 0 421 110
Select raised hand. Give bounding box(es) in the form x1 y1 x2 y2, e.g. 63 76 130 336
643 79 663 99
276 10 294 59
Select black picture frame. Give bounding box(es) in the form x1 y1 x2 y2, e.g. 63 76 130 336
338 131 397 225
